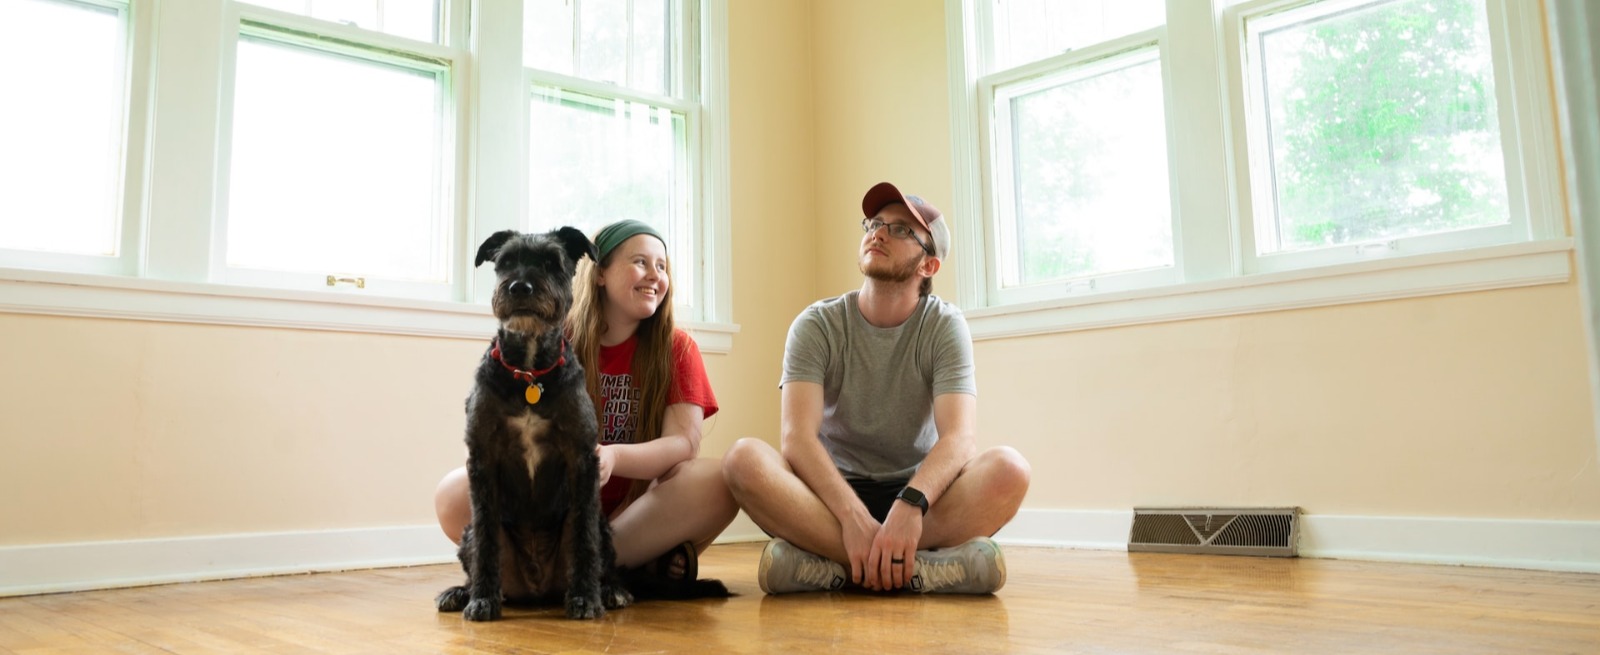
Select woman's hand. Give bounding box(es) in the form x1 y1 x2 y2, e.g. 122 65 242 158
596 443 617 486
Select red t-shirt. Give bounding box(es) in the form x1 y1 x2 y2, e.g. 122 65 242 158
597 329 718 515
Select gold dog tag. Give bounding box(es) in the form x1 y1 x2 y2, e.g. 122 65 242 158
525 383 543 405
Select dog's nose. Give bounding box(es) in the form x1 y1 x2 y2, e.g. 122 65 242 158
508 280 535 296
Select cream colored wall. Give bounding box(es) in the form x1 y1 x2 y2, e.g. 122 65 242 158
980 285 1600 518
811 0 1600 520
0 315 476 544
717 0 816 450
811 0 957 298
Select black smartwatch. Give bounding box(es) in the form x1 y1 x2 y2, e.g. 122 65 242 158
895 486 929 515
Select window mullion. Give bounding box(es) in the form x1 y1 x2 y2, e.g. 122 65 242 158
143 0 229 283
468 0 526 305
119 0 155 277
1166 0 1237 283
947 0 993 309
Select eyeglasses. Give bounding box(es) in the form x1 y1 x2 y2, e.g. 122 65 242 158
861 217 935 256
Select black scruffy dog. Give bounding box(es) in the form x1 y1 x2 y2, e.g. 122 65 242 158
435 227 631 621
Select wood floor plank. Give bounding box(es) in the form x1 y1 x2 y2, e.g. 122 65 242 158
1 544 1597 654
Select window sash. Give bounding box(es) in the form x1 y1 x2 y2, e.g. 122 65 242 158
0 0 139 276
981 29 1179 306
1232 0 1527 274
210 10 462 301
523 0 690 100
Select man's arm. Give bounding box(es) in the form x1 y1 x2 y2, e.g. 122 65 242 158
780 381 882 586
872 391 978 589
909 392 979 507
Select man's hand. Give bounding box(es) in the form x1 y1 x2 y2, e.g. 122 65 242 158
870 503 923 590
596 444 616 486
840 509 882 588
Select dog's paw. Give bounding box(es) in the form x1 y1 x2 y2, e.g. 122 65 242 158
463 597 502 622
435 586 469 612
601 583 633 610
564 593 605 620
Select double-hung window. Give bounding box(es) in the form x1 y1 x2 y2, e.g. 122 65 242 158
519 0 705 317
0 0 139 276
952 0 1567 333
219 1 462 300
983 1 1170 304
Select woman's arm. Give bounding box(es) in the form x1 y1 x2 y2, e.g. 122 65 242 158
601 402 703 482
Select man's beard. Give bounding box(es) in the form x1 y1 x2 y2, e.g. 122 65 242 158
860 251 922 285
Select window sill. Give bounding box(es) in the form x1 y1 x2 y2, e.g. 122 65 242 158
0 268 739 353
962 239 1574 341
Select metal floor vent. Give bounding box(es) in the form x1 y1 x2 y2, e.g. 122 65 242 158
1128 507 1300 557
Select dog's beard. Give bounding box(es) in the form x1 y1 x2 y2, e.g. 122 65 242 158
503 315 545 334
493 290 563 336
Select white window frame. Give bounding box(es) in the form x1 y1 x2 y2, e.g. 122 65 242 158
1230 0 1561 274
947 0 1572 340
0 0 149 278
0 0 737 351
983 32 1181 306
212 3 465 301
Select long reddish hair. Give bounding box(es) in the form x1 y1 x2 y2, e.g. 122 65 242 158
566 247 678 505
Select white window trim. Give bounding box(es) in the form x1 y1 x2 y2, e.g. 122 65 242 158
946 0 1574 341
962 238 1571 339
0 265 737 351
3 0 738 351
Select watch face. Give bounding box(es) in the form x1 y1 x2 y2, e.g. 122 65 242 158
898 486 926 505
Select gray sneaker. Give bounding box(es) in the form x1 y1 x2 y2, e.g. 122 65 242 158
909 536 1007 594
757 539 848 594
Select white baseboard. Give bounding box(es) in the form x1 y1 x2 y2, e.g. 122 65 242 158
992 509 1600 574
7 511 1597 597
0 512 766 598
0 526 458 598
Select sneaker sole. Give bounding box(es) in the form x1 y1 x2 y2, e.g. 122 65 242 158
757 541 779 595
989 540 1008 592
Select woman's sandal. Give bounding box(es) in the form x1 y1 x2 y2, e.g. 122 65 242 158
648 541 698 586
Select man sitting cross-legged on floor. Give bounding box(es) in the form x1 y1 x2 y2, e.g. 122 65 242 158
723 181 1031 594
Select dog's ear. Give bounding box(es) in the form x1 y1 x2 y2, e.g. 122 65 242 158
475 230 519 267
552 226 598 270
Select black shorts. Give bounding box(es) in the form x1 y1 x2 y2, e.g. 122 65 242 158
847 478 909 523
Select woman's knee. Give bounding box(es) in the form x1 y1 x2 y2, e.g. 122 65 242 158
434 466 470 544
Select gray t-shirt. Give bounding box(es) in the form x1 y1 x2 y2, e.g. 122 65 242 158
780 291 977 481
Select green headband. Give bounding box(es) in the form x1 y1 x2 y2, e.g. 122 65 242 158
592 219 666 262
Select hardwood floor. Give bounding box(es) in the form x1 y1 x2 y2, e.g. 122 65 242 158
3 543 1598 654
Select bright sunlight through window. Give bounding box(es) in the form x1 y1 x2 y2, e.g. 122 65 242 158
226 35 449 283
0 0 124 257
997 48 1173 287
1247 0 1510 255
240 0 441 43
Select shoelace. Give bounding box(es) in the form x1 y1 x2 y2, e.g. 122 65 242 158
913 558 968 591
794 557 844 589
